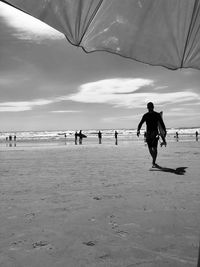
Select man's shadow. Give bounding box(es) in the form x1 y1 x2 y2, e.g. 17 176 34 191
150 165 187 175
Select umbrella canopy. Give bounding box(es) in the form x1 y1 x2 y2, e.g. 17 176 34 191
2 0 200 70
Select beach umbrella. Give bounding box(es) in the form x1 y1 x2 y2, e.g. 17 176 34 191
1 0 200 70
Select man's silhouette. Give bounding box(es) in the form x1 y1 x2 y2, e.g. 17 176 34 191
137 102 166 167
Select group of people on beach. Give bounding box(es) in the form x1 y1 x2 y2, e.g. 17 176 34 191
71 102 168 168
4 102 198 168
74 130 118 145
71 102 166 168
174 130 198 142
97 130 118 145
5 134 17 142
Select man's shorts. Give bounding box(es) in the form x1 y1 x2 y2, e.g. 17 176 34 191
146 131 159 148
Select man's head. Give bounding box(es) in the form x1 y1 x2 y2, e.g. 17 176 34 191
147 102 154 111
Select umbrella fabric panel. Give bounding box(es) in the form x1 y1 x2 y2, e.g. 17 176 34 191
183 0 200 69
83 0 197 69
2 0 103 45
2 0 200 69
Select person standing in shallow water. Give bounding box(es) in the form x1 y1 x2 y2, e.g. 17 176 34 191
175 131 179 141
79 130 83 145
114 130 118 145
98 130 102 144
75 131 78 145
195 131 198 141
137 102 166 168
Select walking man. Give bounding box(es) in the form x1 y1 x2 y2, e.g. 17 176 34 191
137 102 166 168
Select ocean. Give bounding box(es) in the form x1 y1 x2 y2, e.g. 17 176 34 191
0 128 199 145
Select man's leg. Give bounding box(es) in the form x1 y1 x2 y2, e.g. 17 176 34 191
147 145 154 163
152 146 158 165
152 136 159 166
148 145 158 166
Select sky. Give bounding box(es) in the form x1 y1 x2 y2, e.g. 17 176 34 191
0 2 200 132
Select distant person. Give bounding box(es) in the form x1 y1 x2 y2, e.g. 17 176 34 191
9 135 12 142
75 131 78 145
64 133 67 145
175 131 179 141
137 102 166 168
98 131 102 144
14 135 17 142
114 130 118 145
79 130 83 145
195 131 198 141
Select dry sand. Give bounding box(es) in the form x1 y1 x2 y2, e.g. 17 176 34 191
0 140 199 267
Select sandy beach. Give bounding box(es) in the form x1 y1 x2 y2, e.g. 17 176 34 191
0 139 199 267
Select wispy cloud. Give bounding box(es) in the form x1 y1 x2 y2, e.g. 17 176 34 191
50 110 82 113
0 3 64 41
154 86 168 90
181 102 200 106
169 107 186 112
0 99 54 112
1 78 199 114
102 114 141 123
67 78 200 108
0 74 30 86
67 78 153 107
167 111 200 117
0 77 15 86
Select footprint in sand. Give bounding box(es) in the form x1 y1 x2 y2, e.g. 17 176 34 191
99 254 111 260
115 230 128 237
83 241 96 246
109 215 128 238
10 239 27 250
32 240 54 250
93 196 102 200
25 212 35 222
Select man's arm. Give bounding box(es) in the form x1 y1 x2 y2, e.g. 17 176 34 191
137 115 145 136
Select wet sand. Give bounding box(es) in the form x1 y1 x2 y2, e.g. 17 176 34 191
0 140 199 266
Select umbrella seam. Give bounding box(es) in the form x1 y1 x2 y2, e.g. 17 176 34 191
183 2 200 64
181 0 198 68
77 0 104 46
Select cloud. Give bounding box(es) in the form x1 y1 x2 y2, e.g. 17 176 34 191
0 99 54 112
50 110 81 113
102 114 141 123
0 77 15 86
67 78 200 108
182 102 200 106
167 111 200 117
67 78 154 107
169 107 186 112
0 76 29 86
154 86 168 90
181 69 197 76
0 2 64 41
